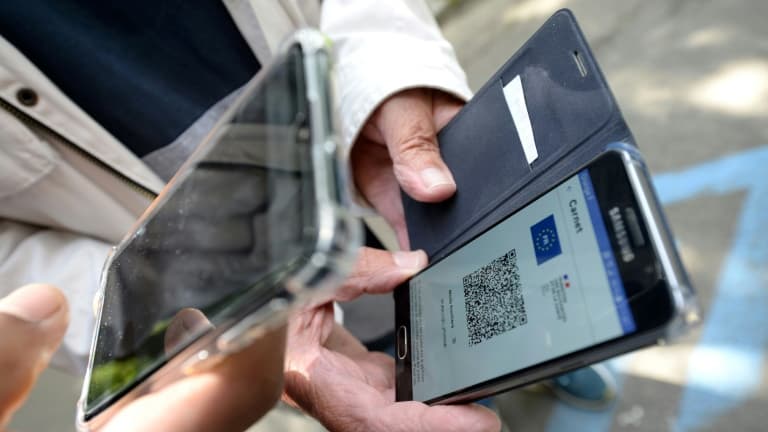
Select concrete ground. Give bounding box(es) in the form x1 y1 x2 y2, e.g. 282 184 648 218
439 0 768 431
10 0 768 431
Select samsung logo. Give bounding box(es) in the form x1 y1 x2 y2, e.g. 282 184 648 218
609 207 635 263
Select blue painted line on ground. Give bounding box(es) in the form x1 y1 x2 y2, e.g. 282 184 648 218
656 147 768 432
654 146 768 203
544 146 768 432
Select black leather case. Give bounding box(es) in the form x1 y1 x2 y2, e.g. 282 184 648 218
404 9 635 261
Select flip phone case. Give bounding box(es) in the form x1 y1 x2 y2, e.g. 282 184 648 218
402 9 698 341
397 11 699 404
404 9 633 262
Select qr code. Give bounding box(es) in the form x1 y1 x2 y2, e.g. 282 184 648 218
463 249 527 346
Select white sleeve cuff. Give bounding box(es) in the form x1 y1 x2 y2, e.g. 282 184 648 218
332 34 472 149
321 0 472 212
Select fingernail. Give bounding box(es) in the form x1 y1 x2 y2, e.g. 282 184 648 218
0 285 63 323
179 308 212 333
393 251 426 270
419 167 454 191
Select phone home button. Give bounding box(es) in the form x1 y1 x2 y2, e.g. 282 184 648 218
396 325 408 360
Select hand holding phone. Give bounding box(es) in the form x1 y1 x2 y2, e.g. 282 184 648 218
78 30 362 430
0 284 284 432
282 247 501 432
394 9 697 405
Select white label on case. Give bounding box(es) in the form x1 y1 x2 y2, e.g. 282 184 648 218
502 75 538 165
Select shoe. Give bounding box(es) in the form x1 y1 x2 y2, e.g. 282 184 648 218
546 364 617 411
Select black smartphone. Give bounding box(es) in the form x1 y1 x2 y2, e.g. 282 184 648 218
78 30 361 430
394 146 695 404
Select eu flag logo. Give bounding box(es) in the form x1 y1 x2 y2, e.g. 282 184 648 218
531 214 562 265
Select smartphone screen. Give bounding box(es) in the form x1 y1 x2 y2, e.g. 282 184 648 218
84 45 316 417
399 151 672 402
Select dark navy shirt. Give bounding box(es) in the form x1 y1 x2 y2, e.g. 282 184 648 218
0 0 261 157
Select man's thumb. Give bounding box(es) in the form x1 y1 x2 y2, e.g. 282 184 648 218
377 89 457 203
0 284 69 427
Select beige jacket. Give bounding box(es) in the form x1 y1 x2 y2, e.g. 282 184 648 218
0 0 471 373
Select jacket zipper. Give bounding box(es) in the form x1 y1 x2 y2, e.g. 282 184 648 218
0 96 157 201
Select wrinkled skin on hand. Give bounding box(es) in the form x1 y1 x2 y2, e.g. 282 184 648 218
283 248 501 432
0 89 491 432
281 90 500 432
352 88 464 248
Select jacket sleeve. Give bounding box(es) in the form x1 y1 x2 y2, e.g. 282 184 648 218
320 0 472 208
0 219 110 374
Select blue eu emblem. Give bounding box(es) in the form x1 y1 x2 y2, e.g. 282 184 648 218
530 214 562 265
